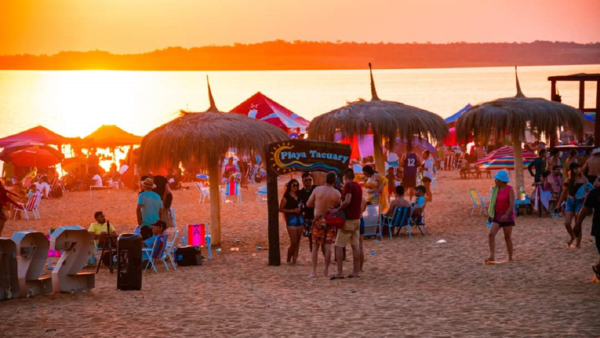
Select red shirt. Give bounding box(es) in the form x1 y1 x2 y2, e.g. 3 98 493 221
342 182 363 220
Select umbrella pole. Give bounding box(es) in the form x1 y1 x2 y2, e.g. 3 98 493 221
373 134 385 173
513 138 525 195
208 160 222 246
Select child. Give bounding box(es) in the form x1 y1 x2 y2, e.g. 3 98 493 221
412 185 427 225
386 167 396 202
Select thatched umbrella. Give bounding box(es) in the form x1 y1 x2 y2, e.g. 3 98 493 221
309 64 448 173
456 67 584 192
138 77 288 245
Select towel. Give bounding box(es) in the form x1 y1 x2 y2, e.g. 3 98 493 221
488 186 499 218
575 182 594 200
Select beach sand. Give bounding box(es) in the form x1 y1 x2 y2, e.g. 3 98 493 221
1 171 599 337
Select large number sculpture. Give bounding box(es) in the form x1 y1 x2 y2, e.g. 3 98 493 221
11 231 53 297
0 238 20 300
50 226 95 293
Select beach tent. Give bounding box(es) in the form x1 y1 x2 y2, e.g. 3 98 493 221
0 142 64 162
0 125 76 148
444 104 472 127
84 125 142 148
230 92 310 134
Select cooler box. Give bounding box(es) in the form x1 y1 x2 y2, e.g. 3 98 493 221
175 246 202 266
117 234 142 291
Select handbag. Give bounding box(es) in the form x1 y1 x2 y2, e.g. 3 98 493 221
285 213 305 226
323 209 346 229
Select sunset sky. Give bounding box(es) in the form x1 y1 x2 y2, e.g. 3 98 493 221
1 0 600 55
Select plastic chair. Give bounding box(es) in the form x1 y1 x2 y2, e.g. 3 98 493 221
14 193 41 220
142 234 168 273
164 230 179 270
380 206 412 238
195 182 210 204
468 189 490 215
255 185 267 201
362 205 382 241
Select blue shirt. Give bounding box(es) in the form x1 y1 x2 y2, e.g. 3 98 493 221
144 235 159 248
415 196 426 209
137 191 163 227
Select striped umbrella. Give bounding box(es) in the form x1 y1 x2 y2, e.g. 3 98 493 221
477 146 537 170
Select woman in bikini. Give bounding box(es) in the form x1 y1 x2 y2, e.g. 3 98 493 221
362 165 388 213
556 162 593 248
279 179 303 265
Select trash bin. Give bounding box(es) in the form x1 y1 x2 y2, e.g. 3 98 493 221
117 234 142 291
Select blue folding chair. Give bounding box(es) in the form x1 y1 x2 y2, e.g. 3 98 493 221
380 206 412 238
142 234 169 273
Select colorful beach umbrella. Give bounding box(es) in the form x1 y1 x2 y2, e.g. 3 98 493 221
230 92 310 134
9 147 61 167
476 146 536 170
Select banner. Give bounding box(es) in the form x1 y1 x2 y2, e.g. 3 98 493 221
266 140 351 175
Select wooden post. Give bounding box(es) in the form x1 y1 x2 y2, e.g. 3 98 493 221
266 163 281 266
579 81 585 112
208 160 221 245
513 134 524 195
596 81 600 147
550 80 556 101
373 134 385 173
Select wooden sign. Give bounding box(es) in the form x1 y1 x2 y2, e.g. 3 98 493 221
265 140 351 266
266 140 351 175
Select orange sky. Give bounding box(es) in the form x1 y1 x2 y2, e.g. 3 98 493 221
1 0 599 55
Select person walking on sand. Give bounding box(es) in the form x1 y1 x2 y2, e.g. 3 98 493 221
0 181 21 236
279 179 303 265
527 149 547 183
421 150 434 202
298 172 319 252
330 169 363 280
574 176 600 280
486 170 516 264
555 163 593 248
307 172 341 278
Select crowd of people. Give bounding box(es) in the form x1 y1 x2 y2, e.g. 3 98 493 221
279 161 430 279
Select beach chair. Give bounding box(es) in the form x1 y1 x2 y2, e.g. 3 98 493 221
410 209 427 236
142 234 168 273
222 181 242 203
186 223 212 260
164 230 179 270
362 205 382 241
468 189 490 215
196 182 210 204
255 185 267 201
14 193 41 220
380 206 412 238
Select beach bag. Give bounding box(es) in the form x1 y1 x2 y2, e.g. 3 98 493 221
323 210 345 229
285 213 304 227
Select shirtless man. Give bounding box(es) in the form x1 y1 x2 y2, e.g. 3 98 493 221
582 148 600 183
307 172 341 277
385 185 412 217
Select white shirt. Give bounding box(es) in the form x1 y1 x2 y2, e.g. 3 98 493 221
92 174 103 187
423 159 434 179
387 152 399 162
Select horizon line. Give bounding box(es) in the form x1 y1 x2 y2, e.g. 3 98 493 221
2 39 600 57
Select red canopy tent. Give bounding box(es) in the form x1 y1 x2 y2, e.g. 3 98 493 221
230 92 310 134
0 126 77 148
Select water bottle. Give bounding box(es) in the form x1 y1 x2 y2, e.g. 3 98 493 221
519 186 526 200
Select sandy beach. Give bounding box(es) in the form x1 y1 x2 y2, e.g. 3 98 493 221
1 171 599 337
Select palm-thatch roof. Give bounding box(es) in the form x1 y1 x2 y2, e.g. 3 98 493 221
456 67 584 144
138 104 288 170
309 64 447 147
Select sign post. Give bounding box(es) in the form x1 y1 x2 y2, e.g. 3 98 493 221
265 140 351 266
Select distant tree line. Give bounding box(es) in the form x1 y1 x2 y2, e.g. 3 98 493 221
0 40 599 70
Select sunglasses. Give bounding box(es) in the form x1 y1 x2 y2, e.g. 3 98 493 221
291 184 299 187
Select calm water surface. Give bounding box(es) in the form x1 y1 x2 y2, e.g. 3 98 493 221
0 65 598 139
